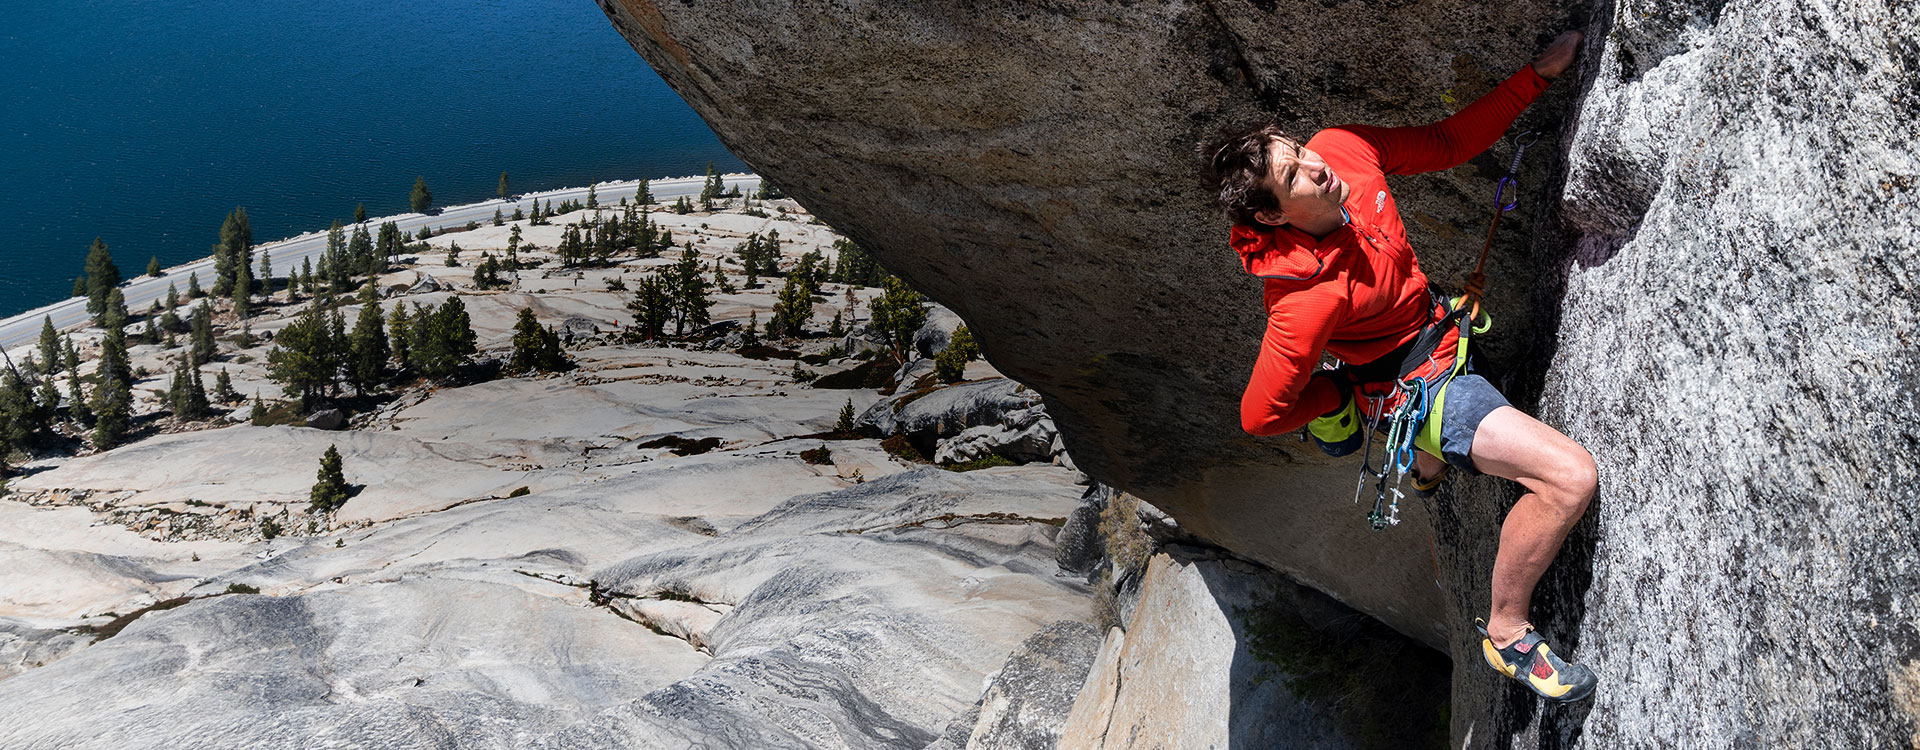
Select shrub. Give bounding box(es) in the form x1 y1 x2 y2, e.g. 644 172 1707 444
508 486 531 498
224 582 259 595
944 454 1014 472
799 446 833 465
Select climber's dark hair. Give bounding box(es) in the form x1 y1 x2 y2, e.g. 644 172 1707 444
1197 121 1299 227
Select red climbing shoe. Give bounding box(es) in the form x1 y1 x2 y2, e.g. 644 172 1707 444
1476 619 1597 702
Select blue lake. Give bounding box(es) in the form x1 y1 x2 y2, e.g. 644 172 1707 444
0 0 746 317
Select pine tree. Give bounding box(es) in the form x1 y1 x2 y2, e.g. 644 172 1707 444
349 222 374 276
506 225 522 270
836 399 857 434
828 311 844 338
497 171 510 199
771 273 812 339
34 365 63 424
671 245 711 336
587 184 598 209
637 178 653 205
214 207 251 296
869 276 929 363
232 257 252 320
410 176 433 213
509 308 570 374
713 261 735 294
90 348 133 450
831 238 884 287
493 208 503 227
213 368 237 403
300 257 315 300
700 162 721 204
409 297 476 378
0 369 40 450
377 221 403 265
189 302 217 366
258 251 272 297
141 318 159 345
37 318 60 375
187 272 204 299
512 206 524 222
310 444 349 514
165 284 180 313
83 237 121 319
354 202 368 224
345 284 388 395
673 196 692 215
170 357 210 420
71 275 86 298
741 311 761 348
146 256 162 277
445 241 462 268
102 288 129 339
327 309 347 395
387 302 411 371
626 273 674 341
935 325 980 383
266 303 334 407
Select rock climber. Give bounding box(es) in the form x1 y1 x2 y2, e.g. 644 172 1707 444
1197 31 1598 702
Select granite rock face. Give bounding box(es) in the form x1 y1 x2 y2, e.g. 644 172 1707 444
599 0 1920 745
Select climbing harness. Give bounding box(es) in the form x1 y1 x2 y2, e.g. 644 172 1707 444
1351 131 1537 532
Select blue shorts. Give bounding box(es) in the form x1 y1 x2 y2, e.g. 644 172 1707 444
1431 373 1510 475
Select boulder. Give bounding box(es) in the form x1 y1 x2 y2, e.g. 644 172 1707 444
404 273 444 295
557 316 599 343
601 0 1920 744
302 409 344 431
934 405 1056 465
913 305 963 359
858 378 1043 453
839 322 892 358
1052 485 1112 578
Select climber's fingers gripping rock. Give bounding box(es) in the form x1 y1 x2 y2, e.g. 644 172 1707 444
1530 31 1584 80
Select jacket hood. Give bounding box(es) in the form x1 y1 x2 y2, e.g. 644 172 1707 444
1230 223 1327 282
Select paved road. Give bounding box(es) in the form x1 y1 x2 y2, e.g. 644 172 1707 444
0 175 762 353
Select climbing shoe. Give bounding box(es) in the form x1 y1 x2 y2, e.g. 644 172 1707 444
1476 619 1597 703
1410 465 1449 497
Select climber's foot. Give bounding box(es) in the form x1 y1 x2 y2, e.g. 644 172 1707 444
1410 464 1449 497
1476 618 1597 702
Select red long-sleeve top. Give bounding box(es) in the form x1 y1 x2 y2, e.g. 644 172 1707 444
1236 65 1551 436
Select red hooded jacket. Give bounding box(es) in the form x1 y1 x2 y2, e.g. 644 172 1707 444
1236 65 1551 436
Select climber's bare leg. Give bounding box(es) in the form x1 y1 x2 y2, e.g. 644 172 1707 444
1464 406 1597 648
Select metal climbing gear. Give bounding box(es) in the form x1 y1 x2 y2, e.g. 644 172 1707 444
1353 132 1537 532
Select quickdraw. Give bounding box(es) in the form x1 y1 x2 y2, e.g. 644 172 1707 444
1355 131 1536 532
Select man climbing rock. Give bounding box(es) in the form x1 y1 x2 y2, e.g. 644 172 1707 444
1198 31 1598 702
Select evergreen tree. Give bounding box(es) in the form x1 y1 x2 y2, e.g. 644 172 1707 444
327 309 347 394
187 272 204 299
213 368 237 403
836 398 857 434
828 311 844 338
327 220 345 269
869 276 929 363
83 237 121 319
189 302 217 366
169 357 210 420
671 245 711 336
214 207 251 296
741 311 761 348
266 303 335 407
258 251 272 296
831 238 884 287
506 225 522 270
0 369 40 450
410 176 433 213
636 178 653 205
509 308 570 374
72 275 86 298
587 184 598 209
530 199 545 225
354 202 368 224
345 284 389 395
512 206 524 221
934 325 980 383
626 273 674 341
771 273 813 339
90 344 133 450
673 196 692 215
699 162 721 204
497 171 510 199
165 284 180 314
310 444 349 514
146 256 162 277
387 302 411 370
349 222 374 275
141 319 159 345
445 241 462 268
37 318 60 376
408 297 476 378
102 288 129 338
493 208 503 227
377 221 403 265
713 261 735 294
35 364 63 423
756 180 787 200
232 257 252 320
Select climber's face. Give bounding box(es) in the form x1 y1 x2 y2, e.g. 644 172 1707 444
1252 139 1350 228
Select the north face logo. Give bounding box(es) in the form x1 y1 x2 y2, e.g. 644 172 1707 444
1375 190 1387 214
